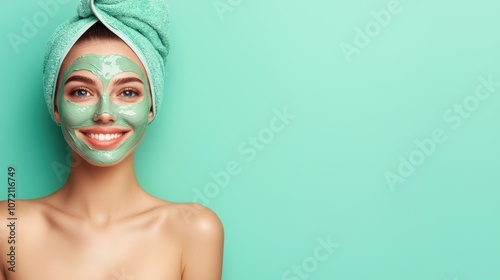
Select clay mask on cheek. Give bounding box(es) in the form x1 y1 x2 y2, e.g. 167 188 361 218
58 54 150 165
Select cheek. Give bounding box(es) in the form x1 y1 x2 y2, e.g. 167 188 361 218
59 101 97 128
117 98 150 129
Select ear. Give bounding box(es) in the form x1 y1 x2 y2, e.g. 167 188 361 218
54 97 61 124
147 91 154 124
148 105 154 124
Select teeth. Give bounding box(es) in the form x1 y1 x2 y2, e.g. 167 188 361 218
86 133 123 140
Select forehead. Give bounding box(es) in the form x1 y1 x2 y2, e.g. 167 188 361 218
63 54 147 84
59 39 148 82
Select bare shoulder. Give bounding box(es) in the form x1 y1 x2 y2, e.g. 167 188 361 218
0 198 52 232
159 203 224 279
0 198 49 272
154 201 224 236
151 200 224 253
0 198 47 221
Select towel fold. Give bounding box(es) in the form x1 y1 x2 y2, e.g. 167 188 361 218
43 0 170 123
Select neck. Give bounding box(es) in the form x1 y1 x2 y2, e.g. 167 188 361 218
56 150 147 223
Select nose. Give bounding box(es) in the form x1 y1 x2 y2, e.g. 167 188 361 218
94 93 116 124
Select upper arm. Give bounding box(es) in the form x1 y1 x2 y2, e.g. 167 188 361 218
180 204 224 280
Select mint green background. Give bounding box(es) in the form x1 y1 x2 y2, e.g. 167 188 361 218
2 0 500 279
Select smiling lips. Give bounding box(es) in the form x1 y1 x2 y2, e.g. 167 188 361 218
78 127 130 150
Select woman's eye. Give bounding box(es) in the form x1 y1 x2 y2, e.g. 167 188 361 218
71 89 90 98
120 90 138 98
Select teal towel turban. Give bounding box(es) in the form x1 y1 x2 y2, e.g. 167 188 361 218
43 0 170 123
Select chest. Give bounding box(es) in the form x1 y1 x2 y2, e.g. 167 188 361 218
6 218 182 280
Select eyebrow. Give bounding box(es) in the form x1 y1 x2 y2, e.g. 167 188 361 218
112 77 144 86
64 75 97 85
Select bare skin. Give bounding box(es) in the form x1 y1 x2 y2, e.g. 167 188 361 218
0 40 224 280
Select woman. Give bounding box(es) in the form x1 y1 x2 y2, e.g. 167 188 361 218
0 1 224 279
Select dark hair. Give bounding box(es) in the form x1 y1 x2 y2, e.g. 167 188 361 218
76 21 121 43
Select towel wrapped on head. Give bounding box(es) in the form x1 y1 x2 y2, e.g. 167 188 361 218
43 0 170 123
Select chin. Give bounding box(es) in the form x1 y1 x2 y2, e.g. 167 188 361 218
64 140 139 168
80 149 137 167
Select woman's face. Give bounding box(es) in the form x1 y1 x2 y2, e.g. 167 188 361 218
54 39 153 166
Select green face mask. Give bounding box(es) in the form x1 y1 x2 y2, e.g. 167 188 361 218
58 54 150 165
